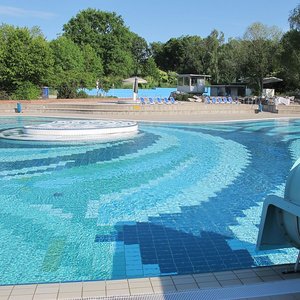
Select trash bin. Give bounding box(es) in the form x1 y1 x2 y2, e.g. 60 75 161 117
42 87 49 99
16 102 22 113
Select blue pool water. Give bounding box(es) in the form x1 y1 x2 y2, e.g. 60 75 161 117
0 117 299 285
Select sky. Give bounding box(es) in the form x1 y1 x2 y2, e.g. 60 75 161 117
0 0 298 43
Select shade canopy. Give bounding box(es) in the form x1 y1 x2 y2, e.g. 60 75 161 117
263 77 283 85
123 76 147 84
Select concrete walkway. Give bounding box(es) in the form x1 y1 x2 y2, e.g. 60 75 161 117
0 265 300 300
3 109 300 124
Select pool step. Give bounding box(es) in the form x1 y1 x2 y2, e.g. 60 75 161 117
6 102 257 115
276 105 300 114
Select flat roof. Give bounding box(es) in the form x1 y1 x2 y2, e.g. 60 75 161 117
177 74 211 78
210 84 246 88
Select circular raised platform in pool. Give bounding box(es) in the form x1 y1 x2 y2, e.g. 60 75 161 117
0 119 138 141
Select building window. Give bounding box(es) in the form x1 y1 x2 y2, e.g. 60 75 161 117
191 78 197 86
178 77 184 86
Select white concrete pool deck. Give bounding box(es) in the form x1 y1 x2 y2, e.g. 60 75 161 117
3 110 300 124
1 264 300 299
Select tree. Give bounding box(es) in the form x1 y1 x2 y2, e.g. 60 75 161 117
241 22 282 95
141 57 159 78
150 42 165 68
81 44 104 88
50 36 104 97
202 30 224 83
50 36 85 88
181 36 205 74
0 24 53 96
279 29 300 91
151 36 205 74
130 33 150 75
63 9 135 78
218 38 244 84
289 3 300 30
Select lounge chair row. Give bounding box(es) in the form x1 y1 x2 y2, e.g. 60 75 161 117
205 96 238 104
139 97 178 105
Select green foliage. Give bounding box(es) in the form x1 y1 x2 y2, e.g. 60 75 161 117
289 4 300 30
166 71 177 86
218 39 243 83
203 30 225 83
57 82 78 99
279 29 300 91
76 90 89 98
175 93 193 101
130 33 150 75
0 90 9 100
50 36 85 87
141 57 159 78
151 31 224 83
241 22 282 95
0 24 53 95
1 6 300 98
63 9 136 78
11 81 41 100
81 44 103 86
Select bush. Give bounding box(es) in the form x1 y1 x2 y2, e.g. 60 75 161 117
57 82 77 99
174 93 193 101
11 82 40 100
76 90 89 98
0 90 9 100
286 89 300 99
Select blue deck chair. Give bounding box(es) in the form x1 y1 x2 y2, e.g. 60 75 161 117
211 97 217 104
139 97 146 105
148 97 155 105
163 97 171 104
205 96 211 104
217 97 223 104
156 97 163 104
227 97 233 104
223 97 228 103
169 97 177 104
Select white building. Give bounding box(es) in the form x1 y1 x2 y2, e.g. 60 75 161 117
177 74 211 94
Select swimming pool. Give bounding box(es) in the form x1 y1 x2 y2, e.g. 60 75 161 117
0 116 299 285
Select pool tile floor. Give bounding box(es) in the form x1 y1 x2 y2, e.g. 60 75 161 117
1 264 300 299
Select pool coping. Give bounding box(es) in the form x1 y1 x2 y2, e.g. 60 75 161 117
1 264 300 299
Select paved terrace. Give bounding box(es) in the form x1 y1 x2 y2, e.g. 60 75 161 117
0 265 300 299
1 99 300 299
1 98 300 122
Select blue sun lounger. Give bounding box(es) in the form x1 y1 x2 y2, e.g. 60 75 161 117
211 97 217 104
169 97 177 104
139 97 147 105
163 97 171 104
217 97 223 104
156 97 163 104
148 97 155 105
205 97 211 104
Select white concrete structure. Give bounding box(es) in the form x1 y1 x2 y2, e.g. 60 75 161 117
177 74 211 94
0 120 138 141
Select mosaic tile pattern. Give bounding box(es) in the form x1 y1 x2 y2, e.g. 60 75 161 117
0 117 299 285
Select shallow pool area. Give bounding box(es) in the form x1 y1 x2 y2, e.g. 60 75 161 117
0 116 299 285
